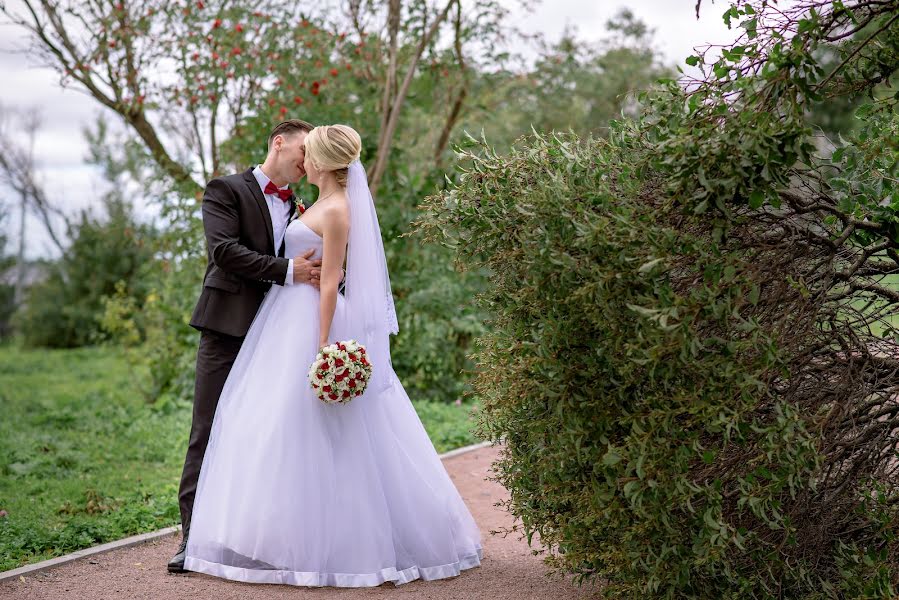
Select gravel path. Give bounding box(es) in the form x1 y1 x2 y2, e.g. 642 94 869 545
1 444 601 599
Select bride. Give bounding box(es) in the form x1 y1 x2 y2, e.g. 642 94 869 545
183 124 483 587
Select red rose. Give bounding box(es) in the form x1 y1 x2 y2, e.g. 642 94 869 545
213 18 222 28
342 391 350 398
294 96 303 104
235 23 244 32
328 393 337 400
330 68 338 77
334 358 344 367
348 380 356 388
323 385 331 392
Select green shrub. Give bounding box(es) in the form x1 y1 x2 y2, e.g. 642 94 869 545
417 124 898 598
416 5 899 596
16 196 156 348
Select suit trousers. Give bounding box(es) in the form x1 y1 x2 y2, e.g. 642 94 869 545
178 328 245 534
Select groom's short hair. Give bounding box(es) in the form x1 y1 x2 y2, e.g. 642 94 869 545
268 119 314 150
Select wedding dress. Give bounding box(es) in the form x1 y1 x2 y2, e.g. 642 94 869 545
183 163 483 587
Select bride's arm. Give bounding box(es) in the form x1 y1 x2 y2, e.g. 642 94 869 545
318 204 350 348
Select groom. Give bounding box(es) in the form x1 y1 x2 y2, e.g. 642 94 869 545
169 118 338 573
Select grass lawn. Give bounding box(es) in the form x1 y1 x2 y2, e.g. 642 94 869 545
0 344 482 572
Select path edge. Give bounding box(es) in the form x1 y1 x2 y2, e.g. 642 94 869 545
0 439 495 583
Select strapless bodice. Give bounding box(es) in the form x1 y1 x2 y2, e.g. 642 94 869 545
285 218 323 260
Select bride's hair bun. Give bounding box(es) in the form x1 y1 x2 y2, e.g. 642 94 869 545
304 124 362 187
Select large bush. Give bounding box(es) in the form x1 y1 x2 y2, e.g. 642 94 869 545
416 2 899 597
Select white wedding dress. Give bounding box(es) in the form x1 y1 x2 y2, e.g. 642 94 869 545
183 217 484 587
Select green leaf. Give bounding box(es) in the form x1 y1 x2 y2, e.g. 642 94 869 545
749 189 765 209
748 284 760 305
603 449 623 466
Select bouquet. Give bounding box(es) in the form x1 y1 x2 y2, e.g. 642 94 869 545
308 339 372 404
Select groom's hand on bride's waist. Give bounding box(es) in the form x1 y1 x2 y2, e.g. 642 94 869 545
293 248 322 288
291 249 345 290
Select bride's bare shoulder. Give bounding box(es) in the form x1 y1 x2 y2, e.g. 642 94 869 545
323 193 350 233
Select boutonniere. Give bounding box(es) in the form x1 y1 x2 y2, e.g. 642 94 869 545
294 197 306 215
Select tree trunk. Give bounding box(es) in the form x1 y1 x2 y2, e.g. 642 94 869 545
368 0 458 194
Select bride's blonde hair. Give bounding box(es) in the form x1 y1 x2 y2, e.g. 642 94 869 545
304 124 362 187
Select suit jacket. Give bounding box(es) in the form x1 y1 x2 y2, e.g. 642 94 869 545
190 168 310 338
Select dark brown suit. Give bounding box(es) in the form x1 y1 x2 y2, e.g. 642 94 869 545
179 168 309 534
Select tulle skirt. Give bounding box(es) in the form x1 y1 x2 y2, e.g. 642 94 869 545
183 282 483 587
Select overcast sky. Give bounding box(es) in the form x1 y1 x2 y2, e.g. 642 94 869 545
0 0 739 259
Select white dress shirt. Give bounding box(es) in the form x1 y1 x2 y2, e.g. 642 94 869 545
252 165 296 285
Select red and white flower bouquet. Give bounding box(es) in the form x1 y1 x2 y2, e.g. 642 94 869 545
308 339 372 404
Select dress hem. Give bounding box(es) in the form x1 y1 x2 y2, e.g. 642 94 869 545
183 545 483 588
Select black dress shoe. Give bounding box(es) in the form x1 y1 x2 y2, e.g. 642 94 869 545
167 530 189 574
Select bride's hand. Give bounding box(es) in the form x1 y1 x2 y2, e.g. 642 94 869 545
318 340 329 351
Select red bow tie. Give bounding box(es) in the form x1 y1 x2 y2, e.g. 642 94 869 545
264 181 292 202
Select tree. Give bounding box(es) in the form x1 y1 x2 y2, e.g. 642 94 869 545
462 9 671 148
17 192 156 348
0 103 70 255
1 0 512 194
0 205 16 340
